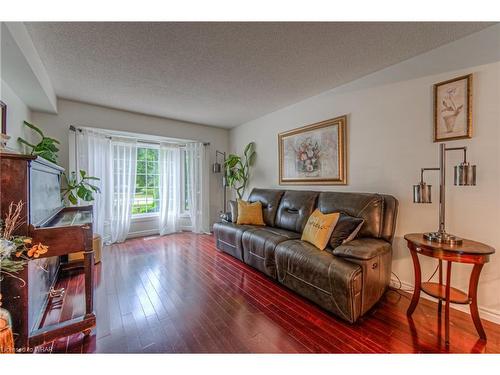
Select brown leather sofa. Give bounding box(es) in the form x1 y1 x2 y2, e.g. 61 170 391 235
213 188 398 323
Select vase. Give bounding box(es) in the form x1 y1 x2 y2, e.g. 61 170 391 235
443 114 459 133
0 134 10 153
0 294 15 353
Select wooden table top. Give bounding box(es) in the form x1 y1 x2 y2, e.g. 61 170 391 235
404 233 495 256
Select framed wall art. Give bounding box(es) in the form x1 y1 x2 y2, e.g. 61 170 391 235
1 101 6 134
278 115 347 185
434 74 472 142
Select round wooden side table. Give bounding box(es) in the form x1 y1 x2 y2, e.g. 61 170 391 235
404 233 495 345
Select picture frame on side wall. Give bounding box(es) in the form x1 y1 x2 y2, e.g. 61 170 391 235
434 74 472 142
278 115 347 185
0 101 6 134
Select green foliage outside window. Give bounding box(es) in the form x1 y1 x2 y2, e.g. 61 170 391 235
132 147 160 215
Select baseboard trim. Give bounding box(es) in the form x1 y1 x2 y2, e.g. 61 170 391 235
390 277 500 325
127 229 159 239
127 226 195 239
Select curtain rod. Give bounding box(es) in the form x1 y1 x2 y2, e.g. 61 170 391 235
69 125 210 146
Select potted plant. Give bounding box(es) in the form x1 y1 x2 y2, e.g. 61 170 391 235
224 142 256 199
18 121 60 164
61 170 101 205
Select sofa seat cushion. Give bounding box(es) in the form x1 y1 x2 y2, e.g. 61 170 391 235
275 240 362 323
242 227 301 279
213 222 260 261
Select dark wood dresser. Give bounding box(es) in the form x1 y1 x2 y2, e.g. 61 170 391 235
0 153 95 352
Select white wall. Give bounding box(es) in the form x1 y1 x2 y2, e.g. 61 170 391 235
1 79 31 152
1 22 57 113
31 99 229 234
230 26 500 322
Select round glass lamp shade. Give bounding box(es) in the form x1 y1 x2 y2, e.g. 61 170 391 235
454 163 476 186
413 182 432 203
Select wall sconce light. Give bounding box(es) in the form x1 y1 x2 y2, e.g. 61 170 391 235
413 143 477 245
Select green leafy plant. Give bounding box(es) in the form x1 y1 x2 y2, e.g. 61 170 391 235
224 142 256 199
18 121 60 164
61 170 101 205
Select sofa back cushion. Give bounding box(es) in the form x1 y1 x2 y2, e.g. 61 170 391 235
380 194 399 243
275 190 319 233
317 192 385 239
248 188 284 227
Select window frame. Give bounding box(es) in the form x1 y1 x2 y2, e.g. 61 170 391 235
179 148 191 217
132 145 160 219
131 144 191 220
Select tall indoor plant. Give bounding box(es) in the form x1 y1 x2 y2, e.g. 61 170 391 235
224 142 256 199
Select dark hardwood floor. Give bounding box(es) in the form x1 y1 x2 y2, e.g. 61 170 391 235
36 233 500 353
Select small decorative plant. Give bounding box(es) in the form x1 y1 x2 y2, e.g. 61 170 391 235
0 201 48 283
18 121 60 164
61 170 101 205
224 142 256 199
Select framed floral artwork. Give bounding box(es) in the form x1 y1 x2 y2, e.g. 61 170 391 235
434 74 472 142
278 115 347 185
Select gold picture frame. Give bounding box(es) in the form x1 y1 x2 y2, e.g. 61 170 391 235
434 73 472 142
278 115 347 185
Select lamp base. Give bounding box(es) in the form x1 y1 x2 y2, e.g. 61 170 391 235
423 232 463 245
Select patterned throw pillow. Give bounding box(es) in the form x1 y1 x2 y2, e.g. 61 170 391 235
328 213 365 250
236 199 266 226
301 209 340 250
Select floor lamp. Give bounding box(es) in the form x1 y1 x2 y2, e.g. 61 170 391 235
413 143 476 245
213 150 227 213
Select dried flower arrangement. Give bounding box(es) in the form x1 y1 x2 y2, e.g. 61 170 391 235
0 201 48 284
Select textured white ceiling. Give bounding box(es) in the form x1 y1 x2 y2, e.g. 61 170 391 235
25 22 494 128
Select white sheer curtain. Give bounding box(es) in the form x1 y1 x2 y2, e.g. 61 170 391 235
185 142 210 233
158 143 181 235
110 139 137 243
75 129 113 243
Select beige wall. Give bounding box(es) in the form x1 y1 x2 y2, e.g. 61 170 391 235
31 99 229 232
230 27 500 322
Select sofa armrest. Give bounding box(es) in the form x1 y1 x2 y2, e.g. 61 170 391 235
219 211 232 223
331 238 391 260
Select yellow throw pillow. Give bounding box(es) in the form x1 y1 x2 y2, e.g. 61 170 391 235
301 209 340 250
236 199 266 226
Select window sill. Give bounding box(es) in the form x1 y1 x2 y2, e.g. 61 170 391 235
131 213 190 222
132 213 159 222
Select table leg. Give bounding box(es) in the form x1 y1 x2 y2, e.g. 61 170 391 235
83 250 95 317
407 247 421 316
445 261 452 345
438 259 443 314
469 263 486 340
